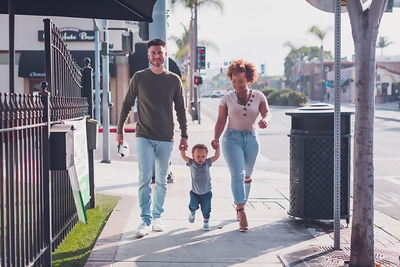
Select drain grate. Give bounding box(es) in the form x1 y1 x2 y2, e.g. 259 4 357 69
279 245 400 267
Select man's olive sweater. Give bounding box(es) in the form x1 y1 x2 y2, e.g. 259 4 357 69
117 68 187 142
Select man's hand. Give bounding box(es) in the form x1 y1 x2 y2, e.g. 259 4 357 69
116 133 124 145
211 138 219 149
179 137 188 151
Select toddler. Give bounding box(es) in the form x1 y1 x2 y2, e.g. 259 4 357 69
180 143 220 230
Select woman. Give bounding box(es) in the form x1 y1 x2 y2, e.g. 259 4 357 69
211 59 271 232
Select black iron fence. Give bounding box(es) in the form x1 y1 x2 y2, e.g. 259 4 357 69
0 18 94 266
1 93 47 267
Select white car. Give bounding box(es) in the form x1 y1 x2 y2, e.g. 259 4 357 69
211 90 226 98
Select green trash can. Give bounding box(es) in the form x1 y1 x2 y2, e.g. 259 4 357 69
285 103 352 223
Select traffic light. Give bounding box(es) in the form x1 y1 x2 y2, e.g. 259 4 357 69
194 76 203 85
121 31 133 54
196 46 206 70
138 22 149 41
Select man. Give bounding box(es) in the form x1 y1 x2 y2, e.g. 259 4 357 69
116 39 188 237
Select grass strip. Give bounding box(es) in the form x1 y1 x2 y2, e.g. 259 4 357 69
52 194 121 267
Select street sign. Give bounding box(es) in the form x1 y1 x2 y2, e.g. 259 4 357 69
261 64 265 74
305 0 368 13
305 0 347 13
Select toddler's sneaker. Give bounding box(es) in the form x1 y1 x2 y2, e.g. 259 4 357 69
188 212 195 223
135 222 151 237
152 218 164 232
202 221 210 231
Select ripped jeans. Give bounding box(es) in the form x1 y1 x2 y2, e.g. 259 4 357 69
222 128 259 205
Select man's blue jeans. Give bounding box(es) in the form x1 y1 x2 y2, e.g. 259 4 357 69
189 190 212 219
136 137 173 225
222 128 259 205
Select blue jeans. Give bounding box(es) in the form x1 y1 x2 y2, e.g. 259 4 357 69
222 128 259 205
136 137 173 225
189 190 212 219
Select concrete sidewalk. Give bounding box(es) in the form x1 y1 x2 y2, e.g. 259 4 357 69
85 104 400 267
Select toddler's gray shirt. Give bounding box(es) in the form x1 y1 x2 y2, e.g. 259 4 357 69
187 158 212 195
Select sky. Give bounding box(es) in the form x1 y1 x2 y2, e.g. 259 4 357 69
166 0 400 76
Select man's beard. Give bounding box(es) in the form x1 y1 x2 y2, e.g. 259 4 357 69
149 58 164 68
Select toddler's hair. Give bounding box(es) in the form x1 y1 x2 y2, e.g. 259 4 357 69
192 144 208 154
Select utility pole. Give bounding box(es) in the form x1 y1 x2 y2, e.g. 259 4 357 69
149 0 168 69
190 0 199 121
93 19 101 122
101 19 111 163
320 41 324 102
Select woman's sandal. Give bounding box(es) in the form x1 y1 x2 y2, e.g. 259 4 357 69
236 207 248 232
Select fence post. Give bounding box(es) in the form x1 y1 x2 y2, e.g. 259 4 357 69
82 58 93 117
40 81 52 266
82 58 95 209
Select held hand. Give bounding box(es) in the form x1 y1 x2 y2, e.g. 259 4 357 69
211 138 220 149
179 137 188 151
258 119 268 129
116 133 124 145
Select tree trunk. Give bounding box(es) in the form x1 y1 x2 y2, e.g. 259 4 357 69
350 32 375 267
346 0 387 266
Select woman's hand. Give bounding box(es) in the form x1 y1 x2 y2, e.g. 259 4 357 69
258 119 268 129
211 138 220 149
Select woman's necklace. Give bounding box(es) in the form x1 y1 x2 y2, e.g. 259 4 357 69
236 89 255 117
236 89 250 106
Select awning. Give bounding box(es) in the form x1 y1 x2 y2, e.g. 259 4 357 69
18 50 116 78
1 0 156 22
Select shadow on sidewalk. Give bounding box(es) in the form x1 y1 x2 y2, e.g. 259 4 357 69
111 218 322 265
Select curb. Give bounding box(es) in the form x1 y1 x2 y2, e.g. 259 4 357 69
84 194 136 267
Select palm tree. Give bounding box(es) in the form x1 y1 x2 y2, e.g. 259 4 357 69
170 0 224 119
376 36 393 56
170 23 190 62
170 0 224 19
308 25 331 101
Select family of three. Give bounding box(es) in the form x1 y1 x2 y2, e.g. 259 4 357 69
116 38 272 238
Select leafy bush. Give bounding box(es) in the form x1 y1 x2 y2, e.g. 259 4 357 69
261 88 307 107
261 88 277 97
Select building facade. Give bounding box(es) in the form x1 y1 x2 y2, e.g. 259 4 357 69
289 60 400 103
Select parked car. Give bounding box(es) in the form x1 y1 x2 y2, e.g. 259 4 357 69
211 90 226 98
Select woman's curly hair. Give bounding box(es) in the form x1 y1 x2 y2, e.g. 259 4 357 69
227 59 258 84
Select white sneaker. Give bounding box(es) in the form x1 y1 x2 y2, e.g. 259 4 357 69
152 218 164 232
202 221 210 231
188 212 195 223
135 222 151 237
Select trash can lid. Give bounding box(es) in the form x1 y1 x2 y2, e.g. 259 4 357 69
285 103 354 116
298 103 334 111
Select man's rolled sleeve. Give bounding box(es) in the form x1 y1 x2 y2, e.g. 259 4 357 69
173 81 188 138
117 75 137 134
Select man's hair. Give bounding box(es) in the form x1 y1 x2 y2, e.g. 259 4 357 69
147 38 166 48
192 144 208 154
227 59 258 84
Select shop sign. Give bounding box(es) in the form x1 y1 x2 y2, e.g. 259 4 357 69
29 72 45 78
38 27 95 42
